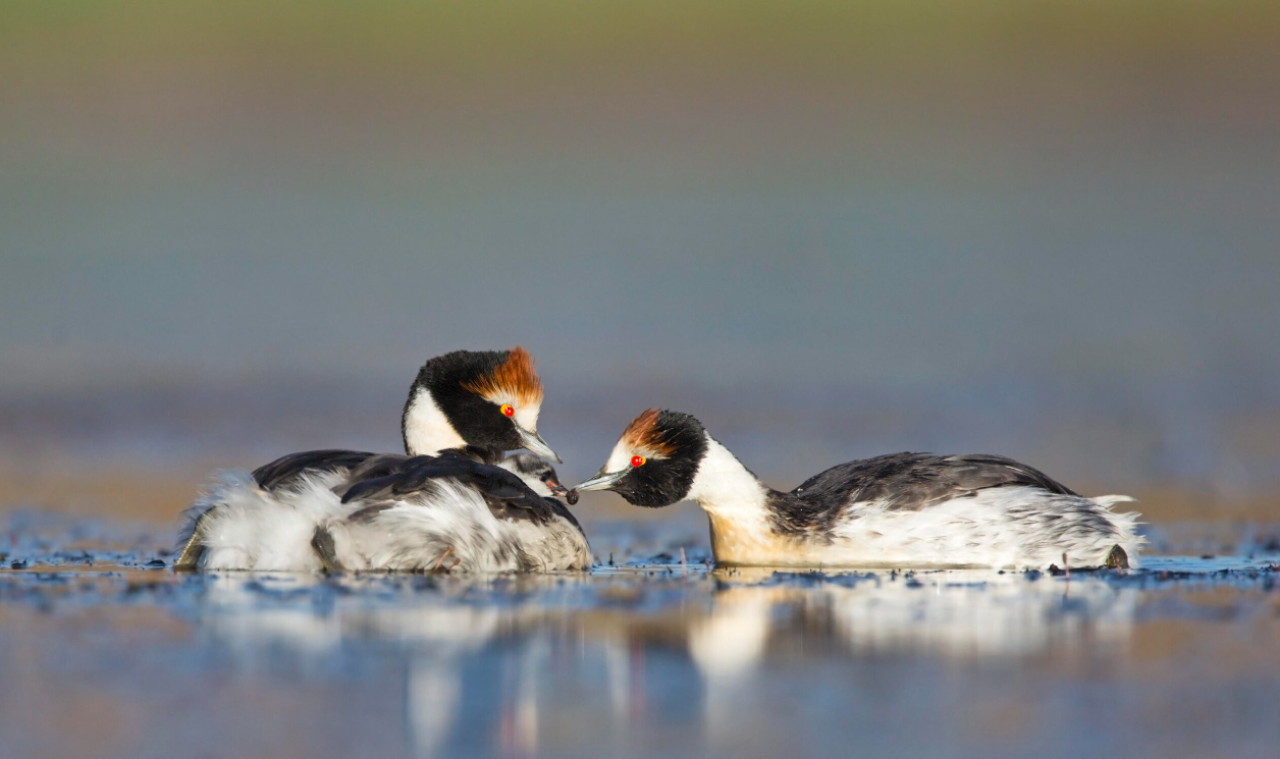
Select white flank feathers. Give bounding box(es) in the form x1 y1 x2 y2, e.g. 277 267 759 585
179 469 590 573
826 487 1143 569
180 471 346 572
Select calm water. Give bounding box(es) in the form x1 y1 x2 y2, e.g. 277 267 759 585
2 514 1278 759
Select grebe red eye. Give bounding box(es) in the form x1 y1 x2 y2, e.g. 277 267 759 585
500 404 515 417
631 455 646 467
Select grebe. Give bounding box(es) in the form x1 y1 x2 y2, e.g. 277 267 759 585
175 348 590 573
575 409 1141 570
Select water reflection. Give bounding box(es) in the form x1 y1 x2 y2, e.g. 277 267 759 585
189 568 1136 756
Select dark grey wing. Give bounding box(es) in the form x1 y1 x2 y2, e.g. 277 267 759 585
339 453 557 523
791 452 1077 512
341 452 421 483
252 449 379 490
457 445 505 465
933 454 1078 498
335 446 499 488
338 453 457 504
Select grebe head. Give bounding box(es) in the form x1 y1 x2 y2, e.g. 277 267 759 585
498 452 578 504
574 409 707 507
402 347 560 461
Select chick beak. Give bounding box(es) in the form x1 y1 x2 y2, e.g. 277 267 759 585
544 477 579 506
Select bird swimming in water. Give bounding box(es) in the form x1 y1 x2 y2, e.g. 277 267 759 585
175 348 590 573
575 409 1141 570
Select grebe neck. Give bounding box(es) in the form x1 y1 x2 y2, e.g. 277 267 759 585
401 387 467 455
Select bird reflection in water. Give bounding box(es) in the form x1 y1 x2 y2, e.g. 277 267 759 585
191 567 1135 756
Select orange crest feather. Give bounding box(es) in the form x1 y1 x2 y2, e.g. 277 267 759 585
462 346 544 406
621 408 677 455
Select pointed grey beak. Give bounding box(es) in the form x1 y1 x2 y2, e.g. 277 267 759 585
573 468 629 492
516 425 562 464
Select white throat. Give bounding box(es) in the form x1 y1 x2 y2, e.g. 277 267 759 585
686 437 769 517
402 387 467 455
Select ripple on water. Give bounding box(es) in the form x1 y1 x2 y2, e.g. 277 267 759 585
1 514 1279 759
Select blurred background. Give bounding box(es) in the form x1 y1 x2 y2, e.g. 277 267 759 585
2 1 1278 526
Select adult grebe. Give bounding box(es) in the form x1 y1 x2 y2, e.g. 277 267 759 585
175 348 589 573
575 409 1140 569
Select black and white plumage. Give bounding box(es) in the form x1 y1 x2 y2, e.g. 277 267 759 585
175 348 590 573
575 409 1142 569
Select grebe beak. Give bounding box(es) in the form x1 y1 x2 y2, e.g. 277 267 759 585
516 425 562 464
573 468 629 492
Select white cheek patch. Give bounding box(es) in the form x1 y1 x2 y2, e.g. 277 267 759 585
602 438 635 473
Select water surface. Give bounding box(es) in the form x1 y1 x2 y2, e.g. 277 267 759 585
2 515 1277 759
